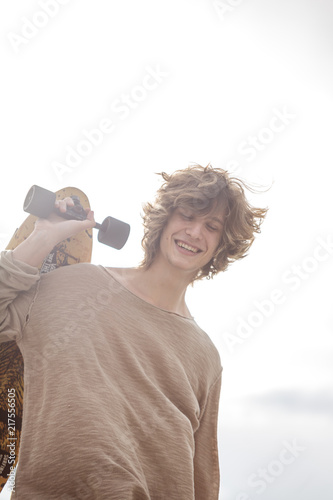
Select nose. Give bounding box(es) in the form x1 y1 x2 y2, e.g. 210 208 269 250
185 220 204 240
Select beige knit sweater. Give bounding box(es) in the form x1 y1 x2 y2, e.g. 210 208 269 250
0 250 222 499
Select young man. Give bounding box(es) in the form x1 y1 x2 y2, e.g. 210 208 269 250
0 164 267 499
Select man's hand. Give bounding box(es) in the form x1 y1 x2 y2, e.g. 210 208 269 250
34 196 96 243
12 197 96 268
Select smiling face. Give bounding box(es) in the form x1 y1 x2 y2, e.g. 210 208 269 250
156 205 224 280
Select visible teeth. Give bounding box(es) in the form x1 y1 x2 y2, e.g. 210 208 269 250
177 241 199 253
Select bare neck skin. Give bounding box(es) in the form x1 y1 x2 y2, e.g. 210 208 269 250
114 254 195 319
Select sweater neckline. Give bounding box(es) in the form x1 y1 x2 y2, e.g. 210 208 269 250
103 267 195 321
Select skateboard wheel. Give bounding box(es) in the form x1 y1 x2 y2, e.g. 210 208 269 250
23 185 56 218
98 216 130 249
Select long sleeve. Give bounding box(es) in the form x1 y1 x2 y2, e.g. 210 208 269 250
193 371 222 500
0 250 40 342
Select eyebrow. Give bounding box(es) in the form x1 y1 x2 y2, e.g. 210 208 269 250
177 208 224 225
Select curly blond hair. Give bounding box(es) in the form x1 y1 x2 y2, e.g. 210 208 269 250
139 163 269 282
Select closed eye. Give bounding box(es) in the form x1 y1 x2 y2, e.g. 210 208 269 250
180 212 193 220
207 225 218 231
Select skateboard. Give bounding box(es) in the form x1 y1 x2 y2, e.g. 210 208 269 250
0 186 129 492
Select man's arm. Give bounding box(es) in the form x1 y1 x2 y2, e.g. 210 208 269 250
193 373 222 500
0 196 95 342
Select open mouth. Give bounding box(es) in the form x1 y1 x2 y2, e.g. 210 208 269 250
175 239 202 254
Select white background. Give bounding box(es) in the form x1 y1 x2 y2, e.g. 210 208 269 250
1 1 332 498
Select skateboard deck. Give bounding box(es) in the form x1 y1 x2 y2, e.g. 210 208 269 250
0 187 93 493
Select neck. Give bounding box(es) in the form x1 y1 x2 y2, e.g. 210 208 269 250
130 257 195 318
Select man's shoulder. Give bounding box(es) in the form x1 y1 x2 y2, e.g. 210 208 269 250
39 262 107 283
39 263 133 290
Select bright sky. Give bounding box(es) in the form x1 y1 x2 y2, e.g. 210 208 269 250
1 1 332 499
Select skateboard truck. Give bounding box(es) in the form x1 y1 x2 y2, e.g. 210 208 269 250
23 185 130 250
